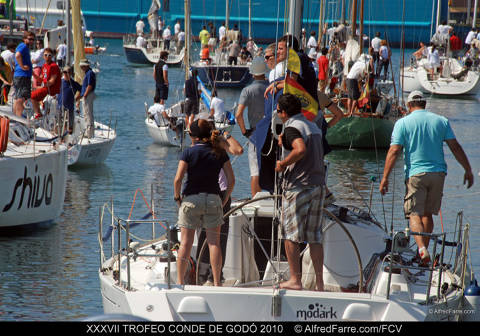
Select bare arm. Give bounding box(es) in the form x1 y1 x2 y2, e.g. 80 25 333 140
379 144 402 194
222 160 235 207
235 104 247 135
15 52 29 71
173 160 188 204
220 133 244 155
326 103 344 129
163 69 168 85
275 137 306 172
446 139 474 188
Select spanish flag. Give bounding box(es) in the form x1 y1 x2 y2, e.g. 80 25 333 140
284 74 318 121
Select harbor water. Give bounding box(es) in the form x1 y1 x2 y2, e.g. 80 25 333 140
0 39 479 320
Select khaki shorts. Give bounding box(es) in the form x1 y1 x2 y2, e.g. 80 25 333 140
404 172 446 217
177 193 223 229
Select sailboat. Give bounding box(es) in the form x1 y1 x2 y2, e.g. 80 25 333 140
144 0 189 148
401 0 480 96
322 0 399 149
0 110 68 228
123 0 185 66
65 0 116 167
190 0 252 88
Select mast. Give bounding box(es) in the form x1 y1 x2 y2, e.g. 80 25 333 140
340 0 346 23
351 0 358 39
225 0 229 30
66 0 72 66
436 0 441 30
71 0 86 83
474 0 479 28
184 0 190 80
359 0 364 53
288 0 304 42
318 0 325 48
248 0 252 39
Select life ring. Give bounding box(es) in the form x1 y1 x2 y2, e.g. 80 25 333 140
0 116 9 153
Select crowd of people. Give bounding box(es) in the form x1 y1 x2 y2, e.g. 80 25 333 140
145 24 475 291
135 17 185 55
2 30 96 138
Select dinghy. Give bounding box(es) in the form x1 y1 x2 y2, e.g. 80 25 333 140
145 102 186 148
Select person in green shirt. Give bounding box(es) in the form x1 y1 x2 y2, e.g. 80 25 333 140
199 25 210 49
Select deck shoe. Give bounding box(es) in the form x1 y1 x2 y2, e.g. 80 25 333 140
418 247 431 267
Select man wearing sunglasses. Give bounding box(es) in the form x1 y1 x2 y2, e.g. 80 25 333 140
31 48 61 118
13 31 35 117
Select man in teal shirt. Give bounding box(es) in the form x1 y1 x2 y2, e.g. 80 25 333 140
379 91 473 265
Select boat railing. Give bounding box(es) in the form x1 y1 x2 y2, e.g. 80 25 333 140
98 192 174 291
386 213 470 304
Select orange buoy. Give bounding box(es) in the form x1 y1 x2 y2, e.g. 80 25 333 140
0 116 9 153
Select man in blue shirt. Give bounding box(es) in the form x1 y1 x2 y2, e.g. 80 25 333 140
76 59 96 138
380 91 473 265
13 31 35 117
58 66 81 133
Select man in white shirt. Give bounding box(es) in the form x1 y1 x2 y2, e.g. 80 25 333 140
1 42 16 71
465 29 476 51
148 96 166 126
174 20 181 37
436 20 452 36
210 90 225 122
219 22 226 42
31 40 45 89
370 32 381 71
56 40 67 68
346 57 367 116
176 29 185 54
163 26 172 50
307 31 317 55
136 19 145 35
136 33 147 48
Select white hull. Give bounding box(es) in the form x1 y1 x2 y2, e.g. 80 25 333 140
402 58 480 95
99 193 476 321
0 126 67 228
145 118 185 147
68 122 116 166
124 42 185 66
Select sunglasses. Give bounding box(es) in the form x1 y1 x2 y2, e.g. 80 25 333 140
44 54 53 57
27 38 34 41
264 55 273 60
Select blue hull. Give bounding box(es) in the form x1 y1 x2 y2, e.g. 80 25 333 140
192 65 252 88
82 0 452 46
124 46 151 65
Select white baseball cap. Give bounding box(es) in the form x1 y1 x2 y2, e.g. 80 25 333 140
249 56 268 76
407 90 425 103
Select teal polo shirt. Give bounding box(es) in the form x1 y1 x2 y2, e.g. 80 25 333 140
390 109 455 178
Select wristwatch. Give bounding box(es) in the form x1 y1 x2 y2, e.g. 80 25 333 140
224 132 231 140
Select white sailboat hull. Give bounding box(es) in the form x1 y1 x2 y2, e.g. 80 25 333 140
145 118 184 147
68 121 116 166
0 140 67 228
99 194 474 321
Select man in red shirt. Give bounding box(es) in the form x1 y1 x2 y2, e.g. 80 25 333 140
31 47 61 117
450 31 462 58
317 47 329 93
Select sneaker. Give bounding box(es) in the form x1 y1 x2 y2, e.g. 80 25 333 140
324 192 336 206
418 247 430 267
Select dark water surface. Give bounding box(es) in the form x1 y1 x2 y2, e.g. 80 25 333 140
0 39 479 320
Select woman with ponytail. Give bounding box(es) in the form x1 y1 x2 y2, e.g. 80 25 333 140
173 119 235 286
